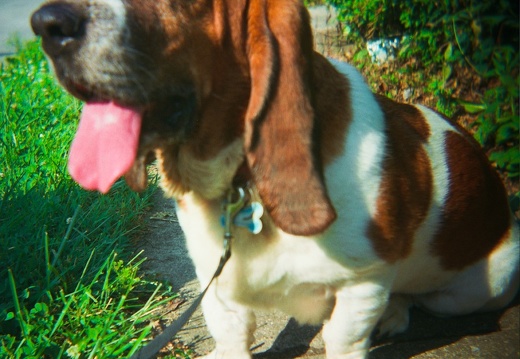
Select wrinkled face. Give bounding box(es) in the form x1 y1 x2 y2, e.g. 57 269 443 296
31 0 231 193
32 0 216 136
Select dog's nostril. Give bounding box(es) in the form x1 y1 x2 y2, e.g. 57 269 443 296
47 23 73 38
31 3 85 56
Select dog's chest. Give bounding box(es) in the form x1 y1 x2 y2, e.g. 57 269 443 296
174 192 359 309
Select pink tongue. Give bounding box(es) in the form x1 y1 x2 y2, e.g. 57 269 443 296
68 101 142 193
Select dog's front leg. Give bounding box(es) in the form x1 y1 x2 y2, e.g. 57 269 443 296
323 280 391 359
199 284 256 359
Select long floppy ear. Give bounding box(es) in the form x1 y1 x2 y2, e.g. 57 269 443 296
244 0 336 236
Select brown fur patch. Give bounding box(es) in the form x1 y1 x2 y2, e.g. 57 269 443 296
367 96 433 263
312 54 352 165
123 0 351 235
431 131 511 270
243 0 337 236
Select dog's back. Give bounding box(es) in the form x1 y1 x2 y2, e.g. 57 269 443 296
315 60 520 317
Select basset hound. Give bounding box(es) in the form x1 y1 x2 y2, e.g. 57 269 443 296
31 0 519 358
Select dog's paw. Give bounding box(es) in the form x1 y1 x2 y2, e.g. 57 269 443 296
324 348 369 359
197 349 252 359
376 295 412 338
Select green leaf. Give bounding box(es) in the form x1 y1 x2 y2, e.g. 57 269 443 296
442 65 452 83
444 42 453 61
86 327 100 341
489 147 520 172
458 99 487 114
496 122 519 145
474 117 496 145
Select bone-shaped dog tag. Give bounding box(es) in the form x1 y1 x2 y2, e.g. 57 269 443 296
220 202 264 234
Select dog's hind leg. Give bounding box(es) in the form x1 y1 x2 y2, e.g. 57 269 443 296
322 279 391 359
416 224 519 316
376 294 413 337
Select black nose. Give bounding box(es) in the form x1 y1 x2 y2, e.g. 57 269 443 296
31 3 85 57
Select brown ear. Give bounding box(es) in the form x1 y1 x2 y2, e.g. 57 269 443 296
244 0 336 236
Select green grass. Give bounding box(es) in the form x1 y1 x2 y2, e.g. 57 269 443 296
0 40 187 358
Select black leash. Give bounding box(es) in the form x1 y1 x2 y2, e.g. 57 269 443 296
129 187 248 359
129 252 229 359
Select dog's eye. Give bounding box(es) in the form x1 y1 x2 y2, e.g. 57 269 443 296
162 93 197 135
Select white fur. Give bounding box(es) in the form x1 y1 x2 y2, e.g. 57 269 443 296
171 60 519 359
392 105 457 293
92 0 126 28
76 0 134 91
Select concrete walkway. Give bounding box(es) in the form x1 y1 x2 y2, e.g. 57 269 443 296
0 0 42 56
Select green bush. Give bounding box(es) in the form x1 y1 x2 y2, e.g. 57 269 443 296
327 0 519 182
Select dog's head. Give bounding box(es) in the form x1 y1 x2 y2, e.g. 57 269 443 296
31 0 337 235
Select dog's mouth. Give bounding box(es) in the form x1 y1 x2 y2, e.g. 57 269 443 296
67 100 143 193
66 79 141 107
31 1 200 193
65 81 198 194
